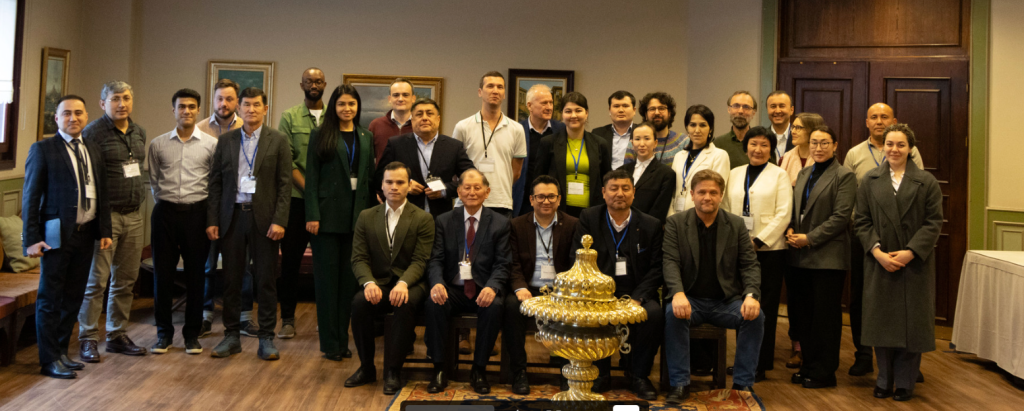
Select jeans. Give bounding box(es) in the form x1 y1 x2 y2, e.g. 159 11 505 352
664 297 764 387
78 208 144 341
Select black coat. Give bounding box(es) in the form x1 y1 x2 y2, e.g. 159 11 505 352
618 159 676 224
374 133 475 217
572 205 663 303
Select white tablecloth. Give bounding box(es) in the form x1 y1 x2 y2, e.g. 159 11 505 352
951 250 1024 378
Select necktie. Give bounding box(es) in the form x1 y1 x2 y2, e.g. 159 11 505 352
464 216 477 299
71 139 90 211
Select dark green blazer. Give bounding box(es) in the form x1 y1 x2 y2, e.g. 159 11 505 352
305 126 375 233
351 202 435 288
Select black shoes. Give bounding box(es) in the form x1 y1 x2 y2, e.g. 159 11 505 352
755 369 767 382
874 386 893 398
664 386 690 405
199 320 213 338
151 337 172 354
41 361 76 379
342 348 353 358
470 368 490 394
591 375 611 393
240 319 259 337
345 367 377 387
893 388 913 401
323 352 344 361
790 372 806 384
802 375 838 389
629 376 657 400
512 370 530 395
383 369 402 395
732 383 755 394
106 334 147 356
849 355 874 376
184 338 203 355
426 370 448 393
59 355 84 370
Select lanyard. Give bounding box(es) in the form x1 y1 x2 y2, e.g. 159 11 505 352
868 144 883 167
242 136 258 176
657 135 669 161
386 208 397 249
605 212 629 258
416 141 432 178
568 138 586 178
479 114 501 158
119 132 135 160
743 169 761 216
535 221 554 262
345 133 357 171
682 147 702 187
64 140 92 184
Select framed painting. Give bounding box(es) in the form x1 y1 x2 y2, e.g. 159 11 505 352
207 60 275 126
507 69 575 122
342 74 444 130
37 47 70 141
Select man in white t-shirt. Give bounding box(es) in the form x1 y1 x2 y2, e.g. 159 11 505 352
452 71 527 218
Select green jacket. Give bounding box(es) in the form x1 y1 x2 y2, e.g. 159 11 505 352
304 126 375 233
278 103 326 199
351 203 435 287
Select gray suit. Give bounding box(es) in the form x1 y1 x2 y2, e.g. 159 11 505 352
788 159 857 270
663 208 761 302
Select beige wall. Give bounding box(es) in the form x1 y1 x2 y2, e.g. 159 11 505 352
987 0 1024 210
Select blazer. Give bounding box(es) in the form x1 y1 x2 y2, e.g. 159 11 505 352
779 147 812 186
427 206 512 295
590 123 638 148
208 126 292 234
509 210 579 291
515 118 565 216
304 126 376 233
572 206 663 303
788 158 857 270
663 208 761 303
374 133 475 217
618 159 676 224
351 202 435 288
534 131 612 211
668 143 732 216
723 163 793 251
22 135 113 253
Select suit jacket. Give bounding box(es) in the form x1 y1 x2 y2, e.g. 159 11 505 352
618 159 676 224
428 207 512 294
590 123 638 148
767 125 795 165
668 143 732 216
374 133 474 217
663 208 761 302
572 205 663 303
351 202 435 289
723 163 793 251
208 126 292 234
304 126 376 233
534 131 612 211
22 135 113 253
789 158 857 270
515 118 565 216
509 210 578 291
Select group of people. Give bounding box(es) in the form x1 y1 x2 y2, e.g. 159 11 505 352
21 68 942 404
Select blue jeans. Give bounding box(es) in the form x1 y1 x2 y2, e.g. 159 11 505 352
664 297 764 387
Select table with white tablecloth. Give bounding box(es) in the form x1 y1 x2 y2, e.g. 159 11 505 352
951 250 1024 379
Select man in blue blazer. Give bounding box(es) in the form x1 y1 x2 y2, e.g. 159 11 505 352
514 84 565 217
424 169 512 395
23 95 112 379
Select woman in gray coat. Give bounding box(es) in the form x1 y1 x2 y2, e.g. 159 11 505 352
854 124 942 402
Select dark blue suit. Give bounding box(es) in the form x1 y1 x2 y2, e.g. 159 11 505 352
514 118 565 216
22 135 111 365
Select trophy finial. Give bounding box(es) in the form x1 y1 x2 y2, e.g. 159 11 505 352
581 235 593 250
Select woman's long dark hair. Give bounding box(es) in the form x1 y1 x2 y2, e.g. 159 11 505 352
683 104 715 150
317 84 363 161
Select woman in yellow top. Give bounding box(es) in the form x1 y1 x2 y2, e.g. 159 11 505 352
534 92 611 218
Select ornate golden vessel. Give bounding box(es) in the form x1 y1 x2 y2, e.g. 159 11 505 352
520 235 647 401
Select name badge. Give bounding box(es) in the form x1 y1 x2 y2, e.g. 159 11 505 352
477 158 496 173
675 194 687 212
540 264 556 280
350 174 359 191
615 257 627 276
459 261 473 280
743 216 754 231
122 160 141 178
568 182 585 195
426 177 446 192
240 175 257 194
85 183 97 199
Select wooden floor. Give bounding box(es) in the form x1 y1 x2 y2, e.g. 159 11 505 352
1 300 1023 410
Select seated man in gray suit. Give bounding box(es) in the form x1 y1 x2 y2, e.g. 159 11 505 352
346 161 435 395
662 169 764 404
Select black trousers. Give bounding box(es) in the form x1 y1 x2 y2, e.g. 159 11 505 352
203 239 254 313
351 279 427 371
849 240 870 358
152 202 210 340
756 250 786 371
788 267 845 380
36 220 96 365
425 283 504 367
221 207 280 339
595 299 664 378
277 197 309 321
503 286 543 374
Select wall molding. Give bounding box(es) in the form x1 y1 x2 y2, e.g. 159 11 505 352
968 0 990 250
992 221 1024 251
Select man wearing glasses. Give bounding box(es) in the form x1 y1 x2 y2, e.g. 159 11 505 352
715 91 759 169
502 175 579 394
637 92 685 166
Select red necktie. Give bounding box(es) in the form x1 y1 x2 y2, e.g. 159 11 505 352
464 216 477 299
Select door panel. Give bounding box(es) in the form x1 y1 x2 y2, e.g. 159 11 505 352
778 61 869 163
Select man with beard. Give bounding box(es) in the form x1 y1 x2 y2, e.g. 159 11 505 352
514 84 564 217
197 79 242 137
637 92 686 166
592 90 639 169
369 78 416 163
273 67 327 339
766 91 796 164
715 91 758 168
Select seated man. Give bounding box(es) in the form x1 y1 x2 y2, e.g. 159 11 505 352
346 162 435 395
503 175 579 394
572 169 665 400
662 169 764 404
425 169 512 394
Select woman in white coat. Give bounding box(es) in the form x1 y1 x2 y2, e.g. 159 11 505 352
724 126 793 381
669 104 731 217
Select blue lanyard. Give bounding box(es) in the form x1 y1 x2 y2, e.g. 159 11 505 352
743 170 760 216
804 163 820 202
604 212 629 258
345 135 357 171
568 138 586 178
242 136 258 176
868 144 882 167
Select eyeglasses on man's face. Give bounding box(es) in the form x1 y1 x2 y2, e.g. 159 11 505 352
532 194 559 203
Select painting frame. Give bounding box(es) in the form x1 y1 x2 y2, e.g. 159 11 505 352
37 47 70 141
507 69 575 123
207 60 275 127
342 74 444 130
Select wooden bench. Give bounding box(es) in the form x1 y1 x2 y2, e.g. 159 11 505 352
0 270 41 366
658 323 728 390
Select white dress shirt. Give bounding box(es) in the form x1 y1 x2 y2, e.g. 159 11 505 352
773 123 790 161
454 207 483 285
632 156 654 184
60 130 97 224
611 124 633 170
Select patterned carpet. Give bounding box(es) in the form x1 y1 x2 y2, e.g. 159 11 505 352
386 381 765 411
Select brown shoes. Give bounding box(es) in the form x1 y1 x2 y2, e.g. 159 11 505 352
106 335 147 356
786 350 802 369
79 340 101 363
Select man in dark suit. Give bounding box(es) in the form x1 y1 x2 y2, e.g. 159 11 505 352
515 84 565 217
591 90 639 170
662 169 764 404
375 98 474 217
206 87 292 361
424 169 512 395
503 175 579 394
23 95 113 378
346 162 435 395
572 169 664 400
765 91 796 164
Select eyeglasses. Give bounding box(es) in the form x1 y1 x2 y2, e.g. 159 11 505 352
729 103 754 112
646 106 669 113
809 141 832 148
532 194 559 203
791 125 805 131
303 79 326 87
106 96 132 104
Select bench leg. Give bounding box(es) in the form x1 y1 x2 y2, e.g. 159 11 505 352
716 336 728 389
499 336 511 384
0 319 12 366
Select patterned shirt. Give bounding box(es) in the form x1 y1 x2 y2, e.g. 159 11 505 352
82 114 147 208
